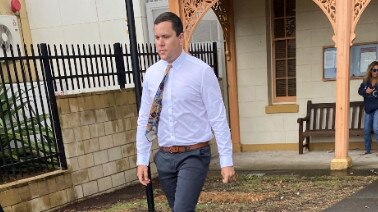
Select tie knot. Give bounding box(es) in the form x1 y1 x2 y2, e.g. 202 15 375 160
165 64 172 75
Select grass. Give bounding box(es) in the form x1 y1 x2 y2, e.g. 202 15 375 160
95 172 378 212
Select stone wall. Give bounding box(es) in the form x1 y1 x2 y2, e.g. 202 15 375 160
0 88 159 211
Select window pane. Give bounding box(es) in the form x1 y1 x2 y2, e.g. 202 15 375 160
286 0 295 16
288 59 296 77
275 40 286 58
276 79 287 97
287 39 295 58
274 19 285 38
276 60 286 78
286 18 295 37
274 0 284 17
272 0 296 101
288 78 296 96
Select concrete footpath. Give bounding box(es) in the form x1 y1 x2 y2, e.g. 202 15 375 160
209 150 378 211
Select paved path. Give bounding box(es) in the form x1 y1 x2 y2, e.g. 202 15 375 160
324 180 378 212
210 150 378 171
210 150 378 211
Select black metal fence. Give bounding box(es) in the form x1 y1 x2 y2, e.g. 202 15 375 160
0 42 217 183
0 45 66 183
46 42 218 94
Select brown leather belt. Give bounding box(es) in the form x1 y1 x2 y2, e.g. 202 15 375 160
160 142 209 153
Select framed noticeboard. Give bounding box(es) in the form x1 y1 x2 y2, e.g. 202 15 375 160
323 47 336 79
323 43 378 80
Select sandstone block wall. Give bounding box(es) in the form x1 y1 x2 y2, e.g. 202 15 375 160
0 88 159 212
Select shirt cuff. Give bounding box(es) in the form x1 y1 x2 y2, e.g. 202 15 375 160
219 155 233 168
137 154 151 166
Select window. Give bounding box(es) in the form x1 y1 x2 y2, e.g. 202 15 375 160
271 0 296 102
323 43 378 80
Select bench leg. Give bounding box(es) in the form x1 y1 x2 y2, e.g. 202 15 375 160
299 136 310 154
299 135 304 154
305 137 310 151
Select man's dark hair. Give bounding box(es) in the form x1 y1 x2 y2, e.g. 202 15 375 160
154 12 183 36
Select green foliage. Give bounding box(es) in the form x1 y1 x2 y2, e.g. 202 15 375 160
0 83 57 169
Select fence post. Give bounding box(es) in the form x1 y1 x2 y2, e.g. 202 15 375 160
125 0 154 211
40 43 67 170
114 43 126 89
212 42 219 77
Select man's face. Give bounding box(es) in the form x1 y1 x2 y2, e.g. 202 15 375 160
154 21 183 63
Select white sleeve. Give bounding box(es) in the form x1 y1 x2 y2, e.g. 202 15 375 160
201 67 233 168
136 74 153 165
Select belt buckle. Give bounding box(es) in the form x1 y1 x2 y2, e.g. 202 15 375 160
169 146 177 153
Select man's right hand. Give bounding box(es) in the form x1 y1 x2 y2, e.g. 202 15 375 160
137 165 150 186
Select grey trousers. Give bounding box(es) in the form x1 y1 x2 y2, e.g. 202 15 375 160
154 145 211 212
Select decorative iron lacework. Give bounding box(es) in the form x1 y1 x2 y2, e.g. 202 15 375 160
212 0 232 60
353 0 371 27
353 0 369 19
212 0 230 44
314 0 336 25
181 0 233 60
314 0 370 26
182 0 215 37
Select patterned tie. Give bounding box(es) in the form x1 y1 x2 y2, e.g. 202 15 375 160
145 64 172 142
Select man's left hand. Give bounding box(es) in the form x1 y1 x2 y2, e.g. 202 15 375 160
221 166 236 183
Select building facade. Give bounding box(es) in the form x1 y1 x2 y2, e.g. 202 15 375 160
1 0 375 168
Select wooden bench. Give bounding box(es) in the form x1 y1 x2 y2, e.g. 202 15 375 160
297 100 364 154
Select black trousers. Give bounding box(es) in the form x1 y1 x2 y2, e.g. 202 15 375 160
154 145 211 212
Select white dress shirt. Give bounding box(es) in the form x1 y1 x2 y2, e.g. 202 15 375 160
136 51 233 168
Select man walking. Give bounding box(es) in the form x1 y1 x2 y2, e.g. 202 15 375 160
136 12 235 211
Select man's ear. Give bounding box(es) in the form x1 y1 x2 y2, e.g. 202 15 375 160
178 33 184 45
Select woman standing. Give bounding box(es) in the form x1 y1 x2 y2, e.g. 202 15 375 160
358 61 378 154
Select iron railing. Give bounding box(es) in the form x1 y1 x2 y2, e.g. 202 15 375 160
0 45 66 183
46 42 218 94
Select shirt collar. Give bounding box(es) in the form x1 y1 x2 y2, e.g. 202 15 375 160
162 50 186 70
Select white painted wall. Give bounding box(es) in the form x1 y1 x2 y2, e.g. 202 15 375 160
234 0 377 146
24 0 148 45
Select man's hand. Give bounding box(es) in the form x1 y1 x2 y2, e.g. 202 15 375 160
221 166 236 183
137 165 151 186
